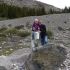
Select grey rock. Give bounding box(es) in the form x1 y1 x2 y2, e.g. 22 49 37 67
24 44 68 70
0 48 31 70
0 44 69 70
0 66 7 70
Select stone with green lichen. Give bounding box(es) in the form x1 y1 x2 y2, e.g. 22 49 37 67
24 44 68 70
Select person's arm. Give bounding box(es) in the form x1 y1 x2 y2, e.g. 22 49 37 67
41 25 46 33
32 24 36 31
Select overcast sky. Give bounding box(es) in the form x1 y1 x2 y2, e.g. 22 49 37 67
37 0 70 9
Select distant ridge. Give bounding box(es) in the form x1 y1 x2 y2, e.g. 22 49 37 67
0 0 62 11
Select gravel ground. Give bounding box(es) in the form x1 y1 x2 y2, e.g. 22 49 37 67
0 48 31 70
0 47 70 70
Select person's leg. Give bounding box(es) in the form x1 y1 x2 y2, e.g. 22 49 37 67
31 40 34 48
39 33 41 40
32 31 34 40
34 39 38 47
31 31 35 50
41 37 44 45
44 35 48 44
38 33 41 46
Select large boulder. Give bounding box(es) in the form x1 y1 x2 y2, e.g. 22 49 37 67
24 44 68 70
0 66 7 70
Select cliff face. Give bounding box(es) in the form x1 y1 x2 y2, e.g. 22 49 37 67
0 0 61 11
24 44 67 70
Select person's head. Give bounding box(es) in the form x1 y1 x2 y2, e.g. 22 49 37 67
34 19 38 24
38 20 42 25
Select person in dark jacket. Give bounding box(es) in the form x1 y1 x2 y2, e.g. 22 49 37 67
38 20 48 45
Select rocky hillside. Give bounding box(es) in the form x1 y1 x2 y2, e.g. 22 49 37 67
0 13 70 47
0 13 70 40
0 0 61 11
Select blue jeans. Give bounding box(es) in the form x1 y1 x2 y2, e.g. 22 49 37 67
41 36 48 45
32 31 35 40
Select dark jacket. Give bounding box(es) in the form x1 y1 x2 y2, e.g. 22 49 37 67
39 24 47 38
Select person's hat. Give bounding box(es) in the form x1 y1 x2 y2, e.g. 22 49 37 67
34 19 38 22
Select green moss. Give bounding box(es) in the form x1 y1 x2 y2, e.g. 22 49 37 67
0 37 8 42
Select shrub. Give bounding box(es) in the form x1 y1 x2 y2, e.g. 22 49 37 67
17 31 31 37
0 26 7 31
15 25 24 30
0 34 6 37
2 28 31 37
58 27 64 31
47 30 53 39
2 28 18 35
0 37 7 42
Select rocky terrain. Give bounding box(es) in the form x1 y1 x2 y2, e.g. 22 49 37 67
0 13 70 41
0 13 70 48
0 0 61 11
0 48 31 70
0 44 69 70
0 13 70 70
24 44 67 70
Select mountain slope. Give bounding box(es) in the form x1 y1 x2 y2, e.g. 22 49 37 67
0 13 70 33
0 0 61 11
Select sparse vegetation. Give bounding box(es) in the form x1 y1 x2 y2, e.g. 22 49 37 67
26 22 31 29
58 27 64 31
2 28 18 35
47 30 53 39
15 25 24 30
0 37 7 42
48 40 67 46
26 22 30 27
0 34 6 37
64 21 67 24
0 45 31 55
17 31 31 37
0 25 7 31
2 28 31 37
